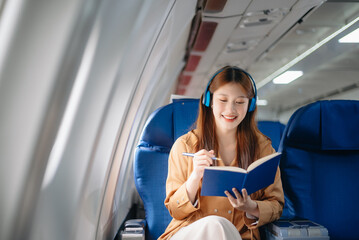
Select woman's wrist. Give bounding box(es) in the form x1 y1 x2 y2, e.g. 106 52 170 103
185 173 201 204
245 201 259 218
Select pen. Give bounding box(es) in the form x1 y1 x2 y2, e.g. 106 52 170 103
182 152 222 161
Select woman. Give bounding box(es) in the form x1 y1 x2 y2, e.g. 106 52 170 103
159 66 284 240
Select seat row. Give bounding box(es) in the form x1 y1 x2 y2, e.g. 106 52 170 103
131 99 359 240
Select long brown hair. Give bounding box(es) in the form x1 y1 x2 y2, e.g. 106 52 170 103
194 66 261 169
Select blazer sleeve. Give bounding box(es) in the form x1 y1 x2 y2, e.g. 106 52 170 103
164 136 200 220
244 138 285 228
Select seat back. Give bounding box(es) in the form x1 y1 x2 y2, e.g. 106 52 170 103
257 121 285 151
134 99 199 240
278 100 359 239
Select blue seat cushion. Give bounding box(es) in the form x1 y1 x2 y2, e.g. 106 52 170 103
281 148 359 239
134 147 172 240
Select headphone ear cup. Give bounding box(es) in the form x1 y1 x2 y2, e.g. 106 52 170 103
203 91 211 107
248 98 256 112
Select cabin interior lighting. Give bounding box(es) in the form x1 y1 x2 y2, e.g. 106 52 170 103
258 15 359 88
257 99 268 106
273 71 303 84
338 27 359 43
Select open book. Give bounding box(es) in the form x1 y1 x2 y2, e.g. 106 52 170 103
200 152 281 197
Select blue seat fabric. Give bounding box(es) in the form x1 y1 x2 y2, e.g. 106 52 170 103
278 100 359 240
257 121 285 151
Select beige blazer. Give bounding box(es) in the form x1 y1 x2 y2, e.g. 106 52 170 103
159 130 284 240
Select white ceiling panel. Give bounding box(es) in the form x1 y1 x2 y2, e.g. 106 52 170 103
246 0 297 12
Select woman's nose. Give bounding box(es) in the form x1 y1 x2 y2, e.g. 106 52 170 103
226 102 236 112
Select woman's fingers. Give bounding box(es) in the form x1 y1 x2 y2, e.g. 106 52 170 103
225 190 242 208
194 149 215 165
225 188 258 213
193 159 211 167
195 149 214 157
191 149 217 179
233 188 244 202
241 188 248 201
224 191 236 202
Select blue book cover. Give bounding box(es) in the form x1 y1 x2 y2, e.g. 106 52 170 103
200 152 281 197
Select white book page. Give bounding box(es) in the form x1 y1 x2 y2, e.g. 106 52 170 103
247 152 281 172
204 166 247 173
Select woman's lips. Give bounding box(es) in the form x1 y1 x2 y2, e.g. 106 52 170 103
222 115 237 122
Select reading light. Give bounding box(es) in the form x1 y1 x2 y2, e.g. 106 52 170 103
273 71 303 84
338 27 359 43
257 99 268 106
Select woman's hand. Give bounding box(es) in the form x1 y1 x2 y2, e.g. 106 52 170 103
186 149 215 204
225 188 259 218
191 149 215 180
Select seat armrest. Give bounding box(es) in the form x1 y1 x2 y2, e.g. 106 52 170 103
125 219 146 229
262 219 329 239
121 219 146 240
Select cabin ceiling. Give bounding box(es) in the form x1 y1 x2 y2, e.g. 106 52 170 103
176 0 359 116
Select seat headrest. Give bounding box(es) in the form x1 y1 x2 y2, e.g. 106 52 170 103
283 100 359 150
257 121 285 151
139 99 199 149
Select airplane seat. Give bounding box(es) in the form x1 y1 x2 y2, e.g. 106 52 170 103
257 120 285 151
256 120 296 221
128 99 292 240
278 100 359 239
133 98 199 240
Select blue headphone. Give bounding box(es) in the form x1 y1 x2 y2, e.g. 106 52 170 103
202 66 257 112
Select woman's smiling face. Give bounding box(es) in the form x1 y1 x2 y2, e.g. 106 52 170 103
212 82 249 134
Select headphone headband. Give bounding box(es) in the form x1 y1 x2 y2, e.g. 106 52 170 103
202 66 257 112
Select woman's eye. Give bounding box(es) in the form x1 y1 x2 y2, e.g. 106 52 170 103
236 101 244 104
219 99 227 102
